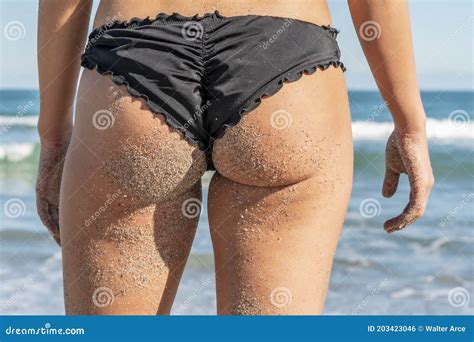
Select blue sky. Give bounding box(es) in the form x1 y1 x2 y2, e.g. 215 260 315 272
0 0 472 90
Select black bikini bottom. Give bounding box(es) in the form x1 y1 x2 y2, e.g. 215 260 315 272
81 11 345 170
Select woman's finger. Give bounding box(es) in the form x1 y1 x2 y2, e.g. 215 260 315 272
36 197 61 245
384 178 430 233
382 168 400 198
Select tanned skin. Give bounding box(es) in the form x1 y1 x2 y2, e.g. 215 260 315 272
36 0 433 314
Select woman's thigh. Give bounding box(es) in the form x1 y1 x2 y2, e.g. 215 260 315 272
208 67 353 314
59 70 207 314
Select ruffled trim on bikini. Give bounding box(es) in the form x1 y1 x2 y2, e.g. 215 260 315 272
87 11 338 41
209 59 346 145
87 11 225 43
86 12 339 50
81 54 208 151
321 25 340 39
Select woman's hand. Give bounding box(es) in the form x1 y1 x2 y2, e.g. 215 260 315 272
36 0 92 245
383 128 434 233
35 138 70 245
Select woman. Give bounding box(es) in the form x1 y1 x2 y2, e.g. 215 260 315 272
36 0 434 315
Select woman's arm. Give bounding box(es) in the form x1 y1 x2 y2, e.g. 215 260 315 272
36 0 92 245
37 0 92 142
348 0 434 232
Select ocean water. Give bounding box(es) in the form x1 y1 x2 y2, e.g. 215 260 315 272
0 89 472 315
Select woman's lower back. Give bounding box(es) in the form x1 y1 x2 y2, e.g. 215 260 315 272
94 0 333 29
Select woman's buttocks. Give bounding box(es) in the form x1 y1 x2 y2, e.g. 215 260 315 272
94 0 332 29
